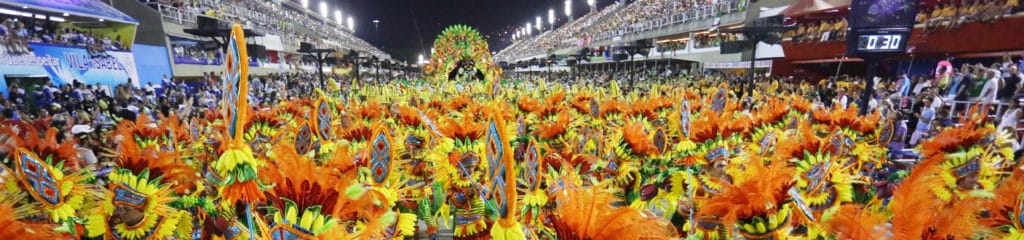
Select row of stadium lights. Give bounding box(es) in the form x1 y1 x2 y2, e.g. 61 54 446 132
511 0 596 41
300 0 355 31
0 6 69 22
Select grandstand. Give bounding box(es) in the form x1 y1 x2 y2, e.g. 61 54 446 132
0 0 387 91
497 0 1024 80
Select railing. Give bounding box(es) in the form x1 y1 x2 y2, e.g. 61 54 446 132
149 3 197 27
592 0 747 42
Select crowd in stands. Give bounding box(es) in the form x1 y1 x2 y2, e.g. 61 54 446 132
655 39 687 52
920 0 1022 33
496 3 623 62
785 18 847 43
691 32 740 48
587 0 747 40
586 0 690 36
140 0 388 59
171 42 220 64
1 14 126 55
496 0 748 62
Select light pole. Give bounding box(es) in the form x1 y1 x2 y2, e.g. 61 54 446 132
548 9 555 30
588 0 596 13
565 0 573 21
535 16 542 32
372 19 381 48
319 1 328 17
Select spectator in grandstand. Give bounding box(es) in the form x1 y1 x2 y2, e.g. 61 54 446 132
999 99 1022 135
71 123 98 169
910 97 935 146
1001 65 1022 101
976 63 1002 102
834 87 850 109
886 112 918 159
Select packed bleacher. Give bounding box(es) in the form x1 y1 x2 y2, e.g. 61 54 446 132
496 0 749 62
0 15 127 55
496 3 623 62
141 0 389 59
587 0 747 41
920 0 1022 33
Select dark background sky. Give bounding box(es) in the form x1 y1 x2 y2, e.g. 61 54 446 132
331 0 616 63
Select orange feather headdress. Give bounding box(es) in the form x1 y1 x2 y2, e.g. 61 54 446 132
0 190 70 239
111 137 198 195
1 127 80 171
549 181 679 239
697 161 795 239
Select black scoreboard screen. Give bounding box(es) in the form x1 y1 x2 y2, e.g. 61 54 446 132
847 0 918 55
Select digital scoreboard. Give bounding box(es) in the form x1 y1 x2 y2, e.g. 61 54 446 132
852 30 911 53
846 0 918 55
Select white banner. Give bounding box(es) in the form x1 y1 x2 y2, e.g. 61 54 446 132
705 60 772 69
255 34 284 51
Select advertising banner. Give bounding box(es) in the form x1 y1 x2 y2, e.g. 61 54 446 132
0 42 140 94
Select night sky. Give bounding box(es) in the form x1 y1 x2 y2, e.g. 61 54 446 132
335 0 617 62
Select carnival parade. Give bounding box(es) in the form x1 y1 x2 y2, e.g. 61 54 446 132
2 0 1024 239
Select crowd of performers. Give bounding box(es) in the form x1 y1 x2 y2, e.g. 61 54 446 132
1 76 1024 240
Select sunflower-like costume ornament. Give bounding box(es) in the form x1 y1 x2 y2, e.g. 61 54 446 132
0 126 98 237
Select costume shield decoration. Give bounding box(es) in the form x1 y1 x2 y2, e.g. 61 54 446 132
14 148 63 206
523 139 542 191
653 128 667 154
295 123 314 155
711 87 726 114
371 129 394 184
223 24 249 141
315 98 332 141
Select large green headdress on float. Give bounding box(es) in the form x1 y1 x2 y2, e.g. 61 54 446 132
424 25 501 82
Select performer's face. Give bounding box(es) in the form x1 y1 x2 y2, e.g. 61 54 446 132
708 161 728 178
110 205 144 226
957 173 979 191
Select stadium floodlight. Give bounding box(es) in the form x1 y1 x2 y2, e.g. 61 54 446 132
301 0 309 9
418 54 424 64
334 10 342 23
347 16 354 31
565 0 572 17
535 16 541 31
548 9 554 25
526 23 532 35
588 0 595 7
319 1 328 17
